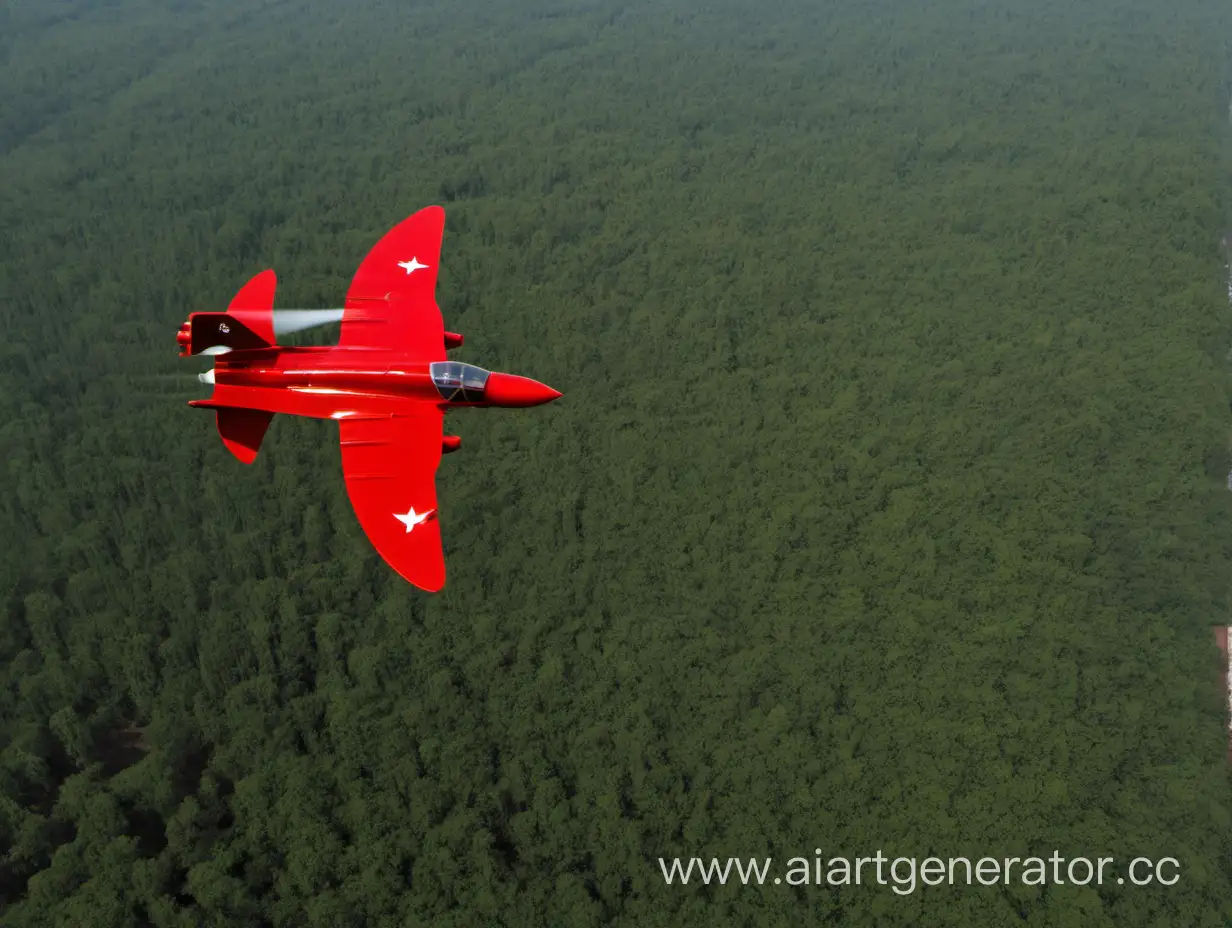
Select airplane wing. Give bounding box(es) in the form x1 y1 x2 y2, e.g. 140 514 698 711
339 411 446 591
341 206 448 359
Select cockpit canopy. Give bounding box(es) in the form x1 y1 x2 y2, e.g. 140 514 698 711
431 361 490 403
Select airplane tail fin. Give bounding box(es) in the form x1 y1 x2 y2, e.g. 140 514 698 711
215 407 274 464
190 381 277 464
177 270 278 356
177 272 279 463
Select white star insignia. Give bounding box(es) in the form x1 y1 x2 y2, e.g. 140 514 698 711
393 506 434 533
397 257 429 275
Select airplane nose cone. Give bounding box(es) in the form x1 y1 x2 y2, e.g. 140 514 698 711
484 373 562 408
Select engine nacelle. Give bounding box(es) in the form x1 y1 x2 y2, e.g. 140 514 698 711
442 435 462 454
444 331 464 350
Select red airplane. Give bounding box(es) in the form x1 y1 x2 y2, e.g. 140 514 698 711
177 206 561 592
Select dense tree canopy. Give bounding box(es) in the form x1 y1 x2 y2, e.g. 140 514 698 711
3 0 1232 924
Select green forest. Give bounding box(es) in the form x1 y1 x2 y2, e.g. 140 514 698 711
4 0 1232 923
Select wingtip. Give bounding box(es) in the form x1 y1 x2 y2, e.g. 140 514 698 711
404 572 445 593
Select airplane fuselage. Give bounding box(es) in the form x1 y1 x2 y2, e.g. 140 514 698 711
213 347 447 405
193 346 560 421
